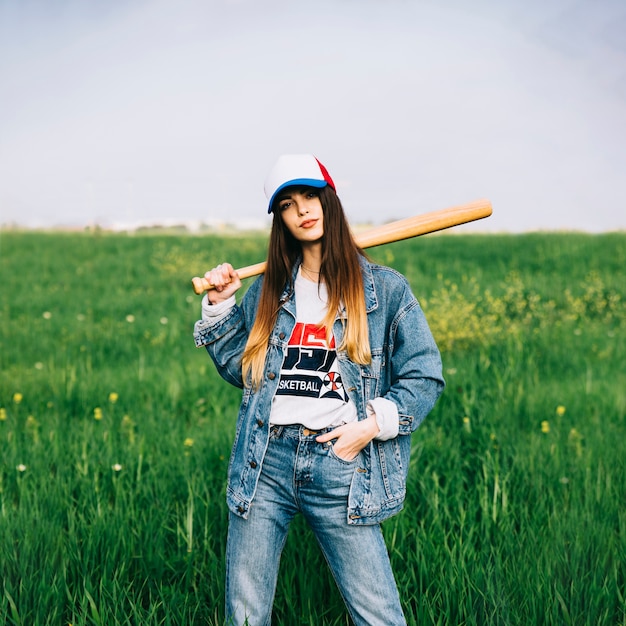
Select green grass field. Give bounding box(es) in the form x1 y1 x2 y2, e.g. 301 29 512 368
1 230 624 625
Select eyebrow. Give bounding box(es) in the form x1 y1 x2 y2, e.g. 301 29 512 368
275 196 292 210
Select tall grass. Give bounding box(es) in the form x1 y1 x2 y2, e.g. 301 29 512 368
1 230 624 625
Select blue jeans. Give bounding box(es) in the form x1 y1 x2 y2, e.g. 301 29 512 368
225 424 407 626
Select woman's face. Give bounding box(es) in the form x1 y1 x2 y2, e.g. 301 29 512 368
276 188 324 244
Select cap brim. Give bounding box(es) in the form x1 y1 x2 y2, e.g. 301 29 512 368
267 179 328 213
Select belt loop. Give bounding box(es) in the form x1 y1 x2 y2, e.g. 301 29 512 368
270 425 283 438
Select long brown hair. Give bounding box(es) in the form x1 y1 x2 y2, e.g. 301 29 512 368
242 186 371 387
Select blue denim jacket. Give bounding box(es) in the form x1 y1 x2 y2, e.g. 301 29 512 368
193 257 444 525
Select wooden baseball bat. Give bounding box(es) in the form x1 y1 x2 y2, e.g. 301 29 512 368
191 198 492 294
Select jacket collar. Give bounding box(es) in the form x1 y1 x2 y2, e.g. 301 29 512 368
359 255 378 313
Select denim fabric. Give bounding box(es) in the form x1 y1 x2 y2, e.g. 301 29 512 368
225 424 407 626
193 257 445 525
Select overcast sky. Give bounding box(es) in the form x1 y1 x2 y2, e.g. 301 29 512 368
1 0 625 232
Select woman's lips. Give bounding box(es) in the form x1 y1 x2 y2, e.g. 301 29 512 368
300 219 318 229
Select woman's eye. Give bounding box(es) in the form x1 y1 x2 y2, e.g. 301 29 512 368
306 191 318 199
279 201 291 211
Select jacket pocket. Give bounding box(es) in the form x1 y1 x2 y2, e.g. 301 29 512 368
375 438 407 500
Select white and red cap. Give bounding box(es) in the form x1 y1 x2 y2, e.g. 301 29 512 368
264 154 335 213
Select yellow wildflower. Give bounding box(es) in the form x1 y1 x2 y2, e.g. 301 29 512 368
16 464 27 472
109 392 119 404
0 408 6 421
112 463 123 472
13 393 23 404
556 405 566 416
568 428 584 458
94 407 103 421
541 420 550 434
184 438 194 448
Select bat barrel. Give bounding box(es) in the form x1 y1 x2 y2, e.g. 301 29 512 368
354 199 492 248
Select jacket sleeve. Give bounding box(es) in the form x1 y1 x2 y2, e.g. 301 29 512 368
383 283 445 435
192 278 262 389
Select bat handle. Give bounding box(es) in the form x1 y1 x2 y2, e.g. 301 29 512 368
191 261 268 295
191 276 211 295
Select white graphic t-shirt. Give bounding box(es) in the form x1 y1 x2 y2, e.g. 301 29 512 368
269 269 358 429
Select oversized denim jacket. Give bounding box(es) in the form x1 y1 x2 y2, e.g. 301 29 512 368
193 257 445 525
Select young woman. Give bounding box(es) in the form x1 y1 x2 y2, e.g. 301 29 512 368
193 154 445 626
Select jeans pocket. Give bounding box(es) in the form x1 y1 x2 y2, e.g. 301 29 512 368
328 443 359 465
